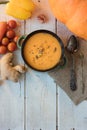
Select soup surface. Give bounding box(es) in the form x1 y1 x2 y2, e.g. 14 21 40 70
23 32 62 71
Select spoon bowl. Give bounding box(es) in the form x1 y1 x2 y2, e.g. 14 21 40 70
66 35 79 53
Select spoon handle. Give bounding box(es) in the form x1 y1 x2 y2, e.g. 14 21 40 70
70 54 77 91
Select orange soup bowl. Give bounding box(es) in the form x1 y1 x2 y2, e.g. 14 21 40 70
17 30 66 71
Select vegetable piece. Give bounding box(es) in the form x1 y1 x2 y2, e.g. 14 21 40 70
6 3 31 20
13 36 19 43
6 0 35 20
37 14 48 23
0 53 27 82
2 37 9 46
8 42 17 52
0 1 9 4
48 0 87 40
0 46 7 54
10 0 35 12
0 22 7 42
6 30 15 39
8 20 17 29
7 24 11 30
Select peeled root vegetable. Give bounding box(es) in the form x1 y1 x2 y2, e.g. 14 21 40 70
0 22 7 42
0 53 27 82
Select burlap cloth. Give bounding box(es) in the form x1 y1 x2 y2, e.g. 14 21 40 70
48 39 87 105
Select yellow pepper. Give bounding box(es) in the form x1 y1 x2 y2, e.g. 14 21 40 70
6 0 35 20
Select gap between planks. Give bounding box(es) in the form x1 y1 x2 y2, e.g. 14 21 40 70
55 19 58 130
24 20 27 130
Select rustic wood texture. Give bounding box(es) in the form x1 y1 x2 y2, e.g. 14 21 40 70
0 5 25 130
0 1 87 130
25 0 56 130
56 18 87 130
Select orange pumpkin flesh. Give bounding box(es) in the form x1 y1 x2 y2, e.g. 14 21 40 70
48 0 87 40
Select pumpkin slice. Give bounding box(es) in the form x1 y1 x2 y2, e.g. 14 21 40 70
6 3 31 20
48 0 87 40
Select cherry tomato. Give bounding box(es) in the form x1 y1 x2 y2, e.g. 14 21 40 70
13 36 19 43
8 20 17 29
7 24 11 30
0 46 7 54
8 42 17 52
6 30 15 39
2 37 9 46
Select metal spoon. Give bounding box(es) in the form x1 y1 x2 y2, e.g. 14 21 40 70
66 35 79 91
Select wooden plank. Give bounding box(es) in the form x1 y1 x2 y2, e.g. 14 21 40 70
57 21 76 130
57 21 87 130
72 102 87 130
25 0 56 130
58 87 87 130
0 5 24 130
58 88 75 130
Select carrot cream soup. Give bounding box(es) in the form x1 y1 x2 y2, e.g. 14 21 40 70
23 32 62 71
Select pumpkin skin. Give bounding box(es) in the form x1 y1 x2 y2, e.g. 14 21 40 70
48 0 87 40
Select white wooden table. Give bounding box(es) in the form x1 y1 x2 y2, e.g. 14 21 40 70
0 0 87 130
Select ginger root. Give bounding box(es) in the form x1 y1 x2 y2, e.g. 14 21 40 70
0 53 27 82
